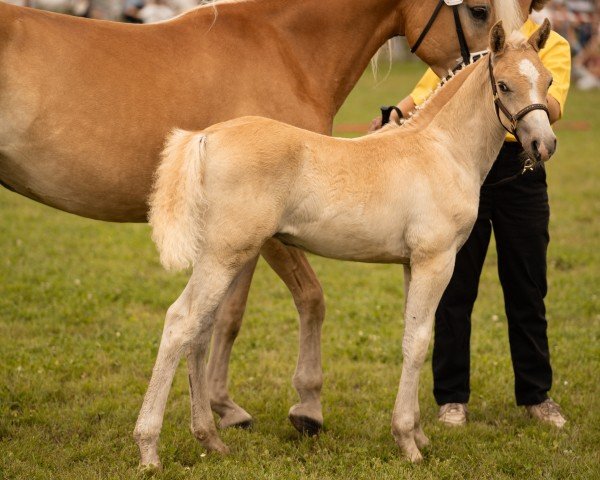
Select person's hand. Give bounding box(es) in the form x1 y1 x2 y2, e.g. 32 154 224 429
368 115 383 132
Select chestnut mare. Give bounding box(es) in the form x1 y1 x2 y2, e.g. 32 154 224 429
0 0 520 450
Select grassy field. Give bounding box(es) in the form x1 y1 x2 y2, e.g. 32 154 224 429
1 62 599 479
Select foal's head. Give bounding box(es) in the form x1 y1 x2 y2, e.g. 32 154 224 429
489 19 556 162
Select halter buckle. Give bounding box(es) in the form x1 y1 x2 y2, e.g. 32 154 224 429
444 0 463 5
522 158 535 172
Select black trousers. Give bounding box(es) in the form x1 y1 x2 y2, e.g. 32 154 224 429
432 142 552 406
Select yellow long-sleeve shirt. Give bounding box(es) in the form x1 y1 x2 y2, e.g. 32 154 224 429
409 19 571 142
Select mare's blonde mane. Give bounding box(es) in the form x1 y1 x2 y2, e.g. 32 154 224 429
498 0 524 32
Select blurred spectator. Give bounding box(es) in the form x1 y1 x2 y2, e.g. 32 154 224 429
6 0 89 14
534 0 599 89
123 0 145 22
139 0 175 23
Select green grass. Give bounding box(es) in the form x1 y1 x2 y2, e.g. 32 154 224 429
1 62 599 479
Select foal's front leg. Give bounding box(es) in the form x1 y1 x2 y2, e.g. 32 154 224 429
403 265 429 450
392 253 455 462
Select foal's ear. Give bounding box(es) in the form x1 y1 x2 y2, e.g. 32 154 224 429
528 18 551 52
489 21 506 54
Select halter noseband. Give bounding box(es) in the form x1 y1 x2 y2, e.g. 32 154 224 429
487 54 549 142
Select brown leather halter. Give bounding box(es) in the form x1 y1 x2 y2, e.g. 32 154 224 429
483 53 550 187
487 54 550 141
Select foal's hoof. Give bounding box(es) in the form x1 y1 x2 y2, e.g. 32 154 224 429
406 448 424 463
394 434 424 463
206 438 231 455
398 441 424 463
137 461 163 475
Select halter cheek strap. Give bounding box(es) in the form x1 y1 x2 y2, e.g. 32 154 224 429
410 0 471 67
451 3 471 67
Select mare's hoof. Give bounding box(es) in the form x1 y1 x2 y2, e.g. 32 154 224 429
212 444 231 455
223 418 253 430
218 410 254 430
289 413 323 436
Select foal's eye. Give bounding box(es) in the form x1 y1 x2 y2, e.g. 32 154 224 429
498 82 510 93
469 6 489 21
549 78 554 87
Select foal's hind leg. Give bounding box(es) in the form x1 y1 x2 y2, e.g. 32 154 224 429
134 258 244 469
261 239 325 435
207 256 259 429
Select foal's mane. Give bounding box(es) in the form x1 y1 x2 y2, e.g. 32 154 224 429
374 57 483 137
376 28 532 136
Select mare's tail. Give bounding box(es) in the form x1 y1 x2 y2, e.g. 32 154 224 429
149 129 208 271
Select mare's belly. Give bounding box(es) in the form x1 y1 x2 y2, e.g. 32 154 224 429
0 148 152 222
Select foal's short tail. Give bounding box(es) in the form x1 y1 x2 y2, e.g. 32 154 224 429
149 129 208 271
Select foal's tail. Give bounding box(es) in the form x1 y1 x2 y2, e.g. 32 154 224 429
149 129 208 271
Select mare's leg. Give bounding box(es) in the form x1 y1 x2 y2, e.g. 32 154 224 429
261 239 325 435
392 253 455 462
134 257 245 469
208 256 259 429
403 265 429 450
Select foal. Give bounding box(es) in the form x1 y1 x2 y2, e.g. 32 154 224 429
144 20 555 466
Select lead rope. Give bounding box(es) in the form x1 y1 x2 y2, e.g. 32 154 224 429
482 159 537 189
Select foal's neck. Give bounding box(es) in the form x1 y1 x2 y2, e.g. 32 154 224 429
418 59 507 184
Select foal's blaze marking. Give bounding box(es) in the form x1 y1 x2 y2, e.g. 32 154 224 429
519 58 542 103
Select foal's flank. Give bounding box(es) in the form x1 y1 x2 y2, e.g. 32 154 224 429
144 21 555 465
